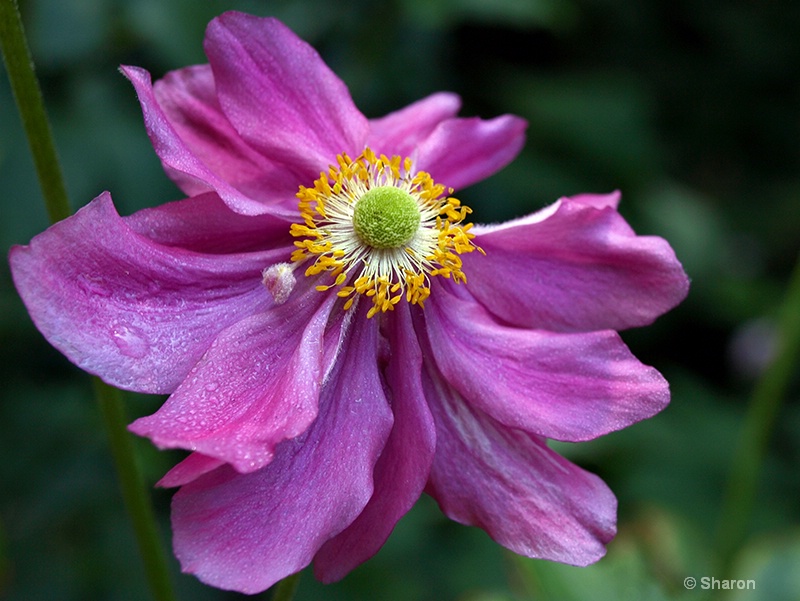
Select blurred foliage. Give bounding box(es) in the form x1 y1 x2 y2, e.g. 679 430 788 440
2 0 799 600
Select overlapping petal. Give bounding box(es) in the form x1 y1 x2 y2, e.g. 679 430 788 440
124 191 292 253
368 92 461 158
153 64 302 211
157 301 354 489
9 193 285 394
425 282 670 442
423 368 617 566
416 114 527 190
314 303 436 582
125 11 527 220
465 192 690 331
123 66 285 216
159 453 225 488
205 12 369 180
170 306 392 593
129 286 335 473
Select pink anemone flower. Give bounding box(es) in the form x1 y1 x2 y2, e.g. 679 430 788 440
9 11 689 595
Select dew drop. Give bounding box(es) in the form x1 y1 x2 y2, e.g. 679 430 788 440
111 323 149 358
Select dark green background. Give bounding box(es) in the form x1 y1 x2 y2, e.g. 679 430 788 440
2 0 799 599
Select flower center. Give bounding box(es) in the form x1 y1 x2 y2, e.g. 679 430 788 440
290 148 482 318
352 186 420 249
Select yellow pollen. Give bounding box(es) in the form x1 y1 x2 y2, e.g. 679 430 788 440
290 148 482 317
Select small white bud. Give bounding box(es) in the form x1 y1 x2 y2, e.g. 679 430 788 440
262 263 296 304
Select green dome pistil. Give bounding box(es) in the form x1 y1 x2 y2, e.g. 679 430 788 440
352 186 420 249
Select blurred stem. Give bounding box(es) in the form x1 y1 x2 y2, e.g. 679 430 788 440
716 254 800 576
94 380 177 601
0 0 70 222
271 573 301 601
2 2 176 600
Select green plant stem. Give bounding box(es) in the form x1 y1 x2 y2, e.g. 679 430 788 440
1 2 176 600
716 254 800 576
94 380 177 601
271 573 301 601
0 0 70 222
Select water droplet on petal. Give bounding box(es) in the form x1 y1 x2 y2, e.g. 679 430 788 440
111 323 149 358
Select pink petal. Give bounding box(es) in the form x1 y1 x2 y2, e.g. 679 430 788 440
170 310 393 594
465 192 690 331
152 64 301 213
567 191 622 210
423 369 617 566
425 283 669 442
158 453 225 488
313 303 436 582
9 193 286 394
158 301 352 489
122 66 283 217
124 191 292 253
367 92 461 158
416 114 527 190
205 12 369 178
129 286 335 473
